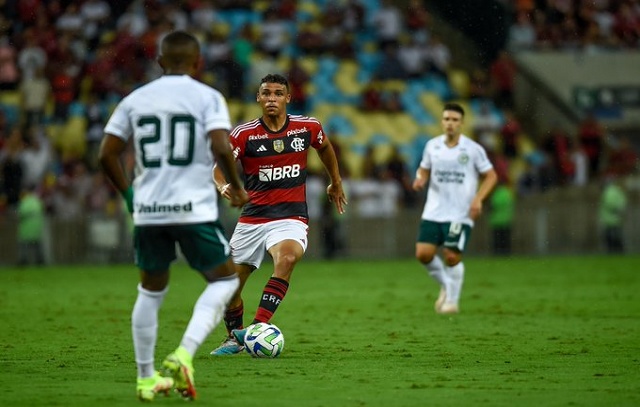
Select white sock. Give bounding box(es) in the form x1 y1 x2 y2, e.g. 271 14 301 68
179 276 240 356
132 284 168 378
424 256 446 286
444 262 465 304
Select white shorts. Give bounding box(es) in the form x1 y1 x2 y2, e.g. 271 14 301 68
229 219 309 269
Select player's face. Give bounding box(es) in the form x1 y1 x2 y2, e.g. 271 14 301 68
441 110 463 136
257 82 290 117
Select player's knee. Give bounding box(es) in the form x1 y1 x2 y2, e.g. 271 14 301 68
416 251 434 264
444 253 461 267
275 253 299 270
415 246 436 264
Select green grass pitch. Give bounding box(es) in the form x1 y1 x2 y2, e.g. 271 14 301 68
1 256 639 406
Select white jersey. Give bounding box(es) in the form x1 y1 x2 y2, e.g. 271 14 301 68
104 74 231 225
419 134 493 226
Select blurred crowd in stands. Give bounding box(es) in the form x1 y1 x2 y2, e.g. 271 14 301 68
0 0 638 226
505 0 640 52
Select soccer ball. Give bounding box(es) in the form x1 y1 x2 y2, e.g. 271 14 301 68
243 323 285 358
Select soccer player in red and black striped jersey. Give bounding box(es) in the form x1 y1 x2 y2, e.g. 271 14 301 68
210 73 347 355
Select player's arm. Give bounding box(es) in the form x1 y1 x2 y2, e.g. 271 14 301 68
212 164 228 194
413 167 430 191
209 129 248 208
99 133 134 213
316 140 347 214
469 168 498 220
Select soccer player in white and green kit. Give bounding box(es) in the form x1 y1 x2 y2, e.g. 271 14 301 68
412 103 497 314
99 31 248 401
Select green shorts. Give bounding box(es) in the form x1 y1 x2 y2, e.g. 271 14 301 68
417 220 472 252
133 222 230 273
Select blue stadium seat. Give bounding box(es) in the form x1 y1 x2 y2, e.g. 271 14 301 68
326 113 355 138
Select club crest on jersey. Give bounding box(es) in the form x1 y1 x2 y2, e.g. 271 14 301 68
458 153 469 164
290 137 305 152
273 139 284 153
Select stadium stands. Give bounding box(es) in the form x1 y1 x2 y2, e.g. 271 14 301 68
0 0 638 264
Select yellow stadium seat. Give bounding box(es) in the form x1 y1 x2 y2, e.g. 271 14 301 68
0 90 19 106
298 56 318 76
335 60 362 97
227 100 243 123
381 80 407 93
298 0 320 16
240 103 262 122
420 92 443 119
56 116 88 161
447 68 471 99
391 114 419 142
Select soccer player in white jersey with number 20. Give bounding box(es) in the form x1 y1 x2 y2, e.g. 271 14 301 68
99 31 248 402
413 103 497 314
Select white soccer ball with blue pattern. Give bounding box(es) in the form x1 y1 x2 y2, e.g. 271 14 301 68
244 323 285 358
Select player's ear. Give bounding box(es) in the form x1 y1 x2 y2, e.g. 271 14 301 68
256 92 260 102
192 55 201 72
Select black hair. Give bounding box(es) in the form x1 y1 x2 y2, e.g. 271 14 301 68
443 102 465 117
160 31 199 59
260 73 289 90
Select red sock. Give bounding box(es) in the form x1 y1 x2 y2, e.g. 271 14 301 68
253 277 289 324
224 302 244 334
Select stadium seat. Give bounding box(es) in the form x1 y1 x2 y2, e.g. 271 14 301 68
298 56 319 76
0 90 20 127
296 1 320 23
356 51 380 78
326 113 355 138
240 103 262 123
334 60 362 98
420 92 444 119
447 69 471 100
392 113 420 142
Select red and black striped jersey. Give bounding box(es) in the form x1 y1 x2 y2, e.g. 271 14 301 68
230 114 326 224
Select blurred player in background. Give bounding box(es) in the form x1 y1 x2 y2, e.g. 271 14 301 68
99 31 248 401
412 102 497 314
210 73 347 355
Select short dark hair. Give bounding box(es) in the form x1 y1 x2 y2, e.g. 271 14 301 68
160 30 199 56
443 102 465 117
260 73 289 90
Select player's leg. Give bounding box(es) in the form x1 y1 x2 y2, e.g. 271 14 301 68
223 263 252 332
163 222 240 397
210 222 265 355
440 248 463 314
210 263 253 355
440 222 472 314
416 220 447 311
132 225 175 401
252 220 307 324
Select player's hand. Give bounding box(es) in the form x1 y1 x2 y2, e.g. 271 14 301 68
412 177 427 191
226 185 249 208
327 182 347 214
469 198 483 220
